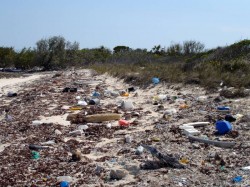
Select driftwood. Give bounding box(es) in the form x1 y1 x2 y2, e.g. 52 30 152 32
188 135 236 148
142 144 185 169
67 113 121 123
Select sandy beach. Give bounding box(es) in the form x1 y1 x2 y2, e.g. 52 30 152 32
0 69 249 186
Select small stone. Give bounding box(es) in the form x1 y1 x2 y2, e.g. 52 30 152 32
110 169 128 180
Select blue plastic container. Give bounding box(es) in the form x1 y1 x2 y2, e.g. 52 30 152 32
92 91 100 97
152 77 160 84
217 106 230 111
216 120 232 134
60 181 69 187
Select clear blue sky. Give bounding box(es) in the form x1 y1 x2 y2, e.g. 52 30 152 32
1 0 250 51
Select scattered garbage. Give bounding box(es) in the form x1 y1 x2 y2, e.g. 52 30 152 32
77 100 87 106
197 96 207 102
69 130 82 136
57 176 73 183
125 135 132 143
106 123 112 128
142 145 185 169
241 166 250 170
62 87 77 92
121 100 134 110
127 87 135 92
7 91 17 97
88 98 100 105
152 77 160 84
119 119 130 127
225 114 236 122
78 125 88 130
32 120 43 125
188 135 236 148
92 91 100 97
217 106 230 112
31 151 40 159
216 120 232 135
232 176 242 183
136 145 144 155
0 69 249 186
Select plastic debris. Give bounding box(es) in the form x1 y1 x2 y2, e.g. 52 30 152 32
119 119 130 127
232 176 242 183
216 120 232 134
152 77 160 84
31 151 40 159
188 135 236 148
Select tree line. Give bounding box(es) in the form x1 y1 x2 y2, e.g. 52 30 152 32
0 36 205 70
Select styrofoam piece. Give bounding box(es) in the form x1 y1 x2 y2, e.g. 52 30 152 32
77 100 87 106
241 166 250 170
183 129 200 136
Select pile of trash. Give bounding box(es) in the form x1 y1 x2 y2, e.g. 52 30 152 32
0 69 249 186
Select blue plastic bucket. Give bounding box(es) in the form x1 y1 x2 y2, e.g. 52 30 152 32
216 120 232 134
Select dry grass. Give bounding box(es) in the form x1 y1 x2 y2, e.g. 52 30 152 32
88 59 250 90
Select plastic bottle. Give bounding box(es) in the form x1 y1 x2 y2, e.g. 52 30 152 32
89 98 100 105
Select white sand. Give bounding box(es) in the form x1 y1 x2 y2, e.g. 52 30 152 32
0 74 47 95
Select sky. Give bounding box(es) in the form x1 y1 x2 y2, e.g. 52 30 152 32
1 0 250 51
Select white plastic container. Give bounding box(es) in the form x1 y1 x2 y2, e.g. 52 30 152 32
78 125 88 130
183 129 200 136
69 130 82 136
125 135 132 143
197 96 208 102
77 100 87 106
32 120 42 125
121 100 134 110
